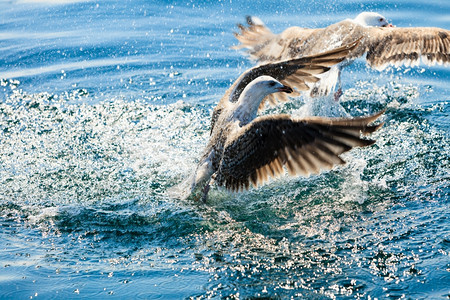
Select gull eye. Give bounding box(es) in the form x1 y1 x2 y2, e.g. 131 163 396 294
269 82 277 87
379 18 384 22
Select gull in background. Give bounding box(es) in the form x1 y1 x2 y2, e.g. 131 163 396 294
234 12 450 100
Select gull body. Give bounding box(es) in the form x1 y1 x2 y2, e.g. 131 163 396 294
234 12 449 99
186 42 384 202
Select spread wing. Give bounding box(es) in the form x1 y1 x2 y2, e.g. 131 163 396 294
230 39 359 102
233 15 298 63
233 16 277 58
217 111 384 191
210 39 360 133
233 17 365 64
234 16 450 71
364 27 450 70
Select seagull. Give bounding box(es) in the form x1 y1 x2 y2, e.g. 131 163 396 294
187 41 385 202
234 12 450 100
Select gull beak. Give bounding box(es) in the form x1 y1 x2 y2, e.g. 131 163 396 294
277 85 293 93
382 23 394 28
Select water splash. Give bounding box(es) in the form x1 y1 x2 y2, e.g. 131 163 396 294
1 77 448 299
0 81 213 232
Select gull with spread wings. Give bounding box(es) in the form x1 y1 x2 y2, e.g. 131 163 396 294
234 12 450 100
187 40 385 202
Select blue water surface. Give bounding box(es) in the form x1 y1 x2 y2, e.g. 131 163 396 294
0 0 449 299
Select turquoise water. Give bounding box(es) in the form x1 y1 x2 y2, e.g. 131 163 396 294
0 0 449 299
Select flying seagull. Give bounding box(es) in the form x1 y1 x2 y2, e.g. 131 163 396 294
187 41 384 202
233 12 450 100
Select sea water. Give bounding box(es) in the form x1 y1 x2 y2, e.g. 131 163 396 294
0 0 449 299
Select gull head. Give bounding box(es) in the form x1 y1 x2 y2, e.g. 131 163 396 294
234 76 293 124
354 12 393 27
244 75 293 99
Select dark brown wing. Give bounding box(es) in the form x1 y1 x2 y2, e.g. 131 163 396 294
210 39 360 134
217 110 384 191
364 27 450 70
229 39 360 103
